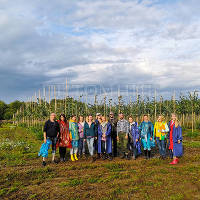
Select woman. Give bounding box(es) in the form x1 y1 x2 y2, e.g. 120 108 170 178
57 114 72 162
139 115 154 159
154 115 169 159
69 115 79 162
78 115 86 158
84 115 97 162
168 114 183 165
128 116 141 160
98 116 112 161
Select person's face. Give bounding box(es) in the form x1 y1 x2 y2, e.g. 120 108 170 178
158 116 162 122
119 114 124 119
50 114 56 121
129 117 133 123
110 114 114 118
79 116 83 122
102 116 106 122
61 116 65 121
89 116 93 121
171 114 176 121
144 116 148 121
72 116 76 121
97 115 101 120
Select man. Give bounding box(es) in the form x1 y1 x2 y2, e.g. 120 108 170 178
43 113 60 166
117 113 129 158
108 112 118 157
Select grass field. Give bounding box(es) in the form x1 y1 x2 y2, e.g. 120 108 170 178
0 124 200 200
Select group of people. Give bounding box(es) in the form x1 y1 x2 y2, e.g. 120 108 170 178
39 112 183 166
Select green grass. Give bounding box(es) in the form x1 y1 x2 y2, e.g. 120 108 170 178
0 126 200 200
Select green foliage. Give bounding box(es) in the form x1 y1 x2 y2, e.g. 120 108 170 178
0 101 7 120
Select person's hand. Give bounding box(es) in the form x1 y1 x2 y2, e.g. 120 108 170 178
117 136 119 142
95 137 97 140
84 139 86 142
150 137 152 141
136 139 138 142
125 135 128 140
103 134 106 138
44 138 47 144
178 140 181 144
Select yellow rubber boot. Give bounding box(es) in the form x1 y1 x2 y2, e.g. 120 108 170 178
71 154 75 162
74 154 78 161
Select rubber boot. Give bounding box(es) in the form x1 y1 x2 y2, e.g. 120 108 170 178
170 158 178 165
74 154 78 161
147 150 151 159
144 150 148 159
71 154 75 162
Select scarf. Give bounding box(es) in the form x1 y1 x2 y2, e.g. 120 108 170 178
169 120 175 150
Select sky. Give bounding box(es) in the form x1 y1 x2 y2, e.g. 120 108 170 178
0 0 200 103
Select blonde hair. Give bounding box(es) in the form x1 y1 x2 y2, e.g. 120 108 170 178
175 118 181 128
157 115 165 122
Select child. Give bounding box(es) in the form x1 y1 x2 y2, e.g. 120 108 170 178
168 114 183 165
98 116 112 161
128 116 141 160
154 115 169 159
139 115 154 159
69 115 79 162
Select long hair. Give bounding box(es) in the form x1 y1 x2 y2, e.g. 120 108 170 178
157 115 165 122
175 118 181 128
171 113 181 128
59 114 67 123
79 115 84 122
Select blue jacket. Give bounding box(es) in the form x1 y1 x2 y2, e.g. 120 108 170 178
98 122 112 154
129 122 141 154
168 121 183 157
38 139 52 158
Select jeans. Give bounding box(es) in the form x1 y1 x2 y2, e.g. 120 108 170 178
78 138 86 155
156 137 166 157
47 137 57 154
87 137 94 156
70 147 78 155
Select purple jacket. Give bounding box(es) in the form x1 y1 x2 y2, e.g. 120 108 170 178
78 122 84 139
168 122 183 157
129 122 141 154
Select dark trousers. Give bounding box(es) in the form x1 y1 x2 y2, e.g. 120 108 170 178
129 143 137 157
112 134 118 157
59 147 66 159
78 138 86 155
101 140 106 154
118 132 128 155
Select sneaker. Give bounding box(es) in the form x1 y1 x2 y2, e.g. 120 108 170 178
52 159 59 164
42 161 46 166
108 156 113 161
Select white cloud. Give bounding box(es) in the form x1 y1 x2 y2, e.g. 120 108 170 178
0 0 200 102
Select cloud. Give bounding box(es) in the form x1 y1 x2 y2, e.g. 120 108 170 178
0 0 200 102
